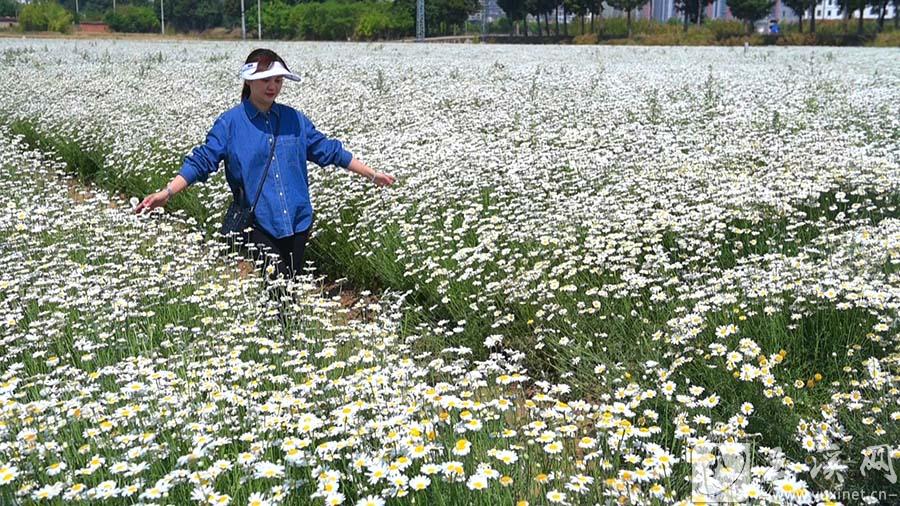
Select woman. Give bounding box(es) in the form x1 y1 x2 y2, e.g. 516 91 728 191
135 48 395 279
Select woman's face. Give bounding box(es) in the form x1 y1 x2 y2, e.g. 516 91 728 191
247 76 284 108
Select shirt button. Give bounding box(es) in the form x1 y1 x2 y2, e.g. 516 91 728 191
269 137 273 144
283 210 287 214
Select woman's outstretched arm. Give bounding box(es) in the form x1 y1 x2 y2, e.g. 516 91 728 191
346 157 396 187
134 175 189 213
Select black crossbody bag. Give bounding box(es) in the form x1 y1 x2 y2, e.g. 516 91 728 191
220 116 279 240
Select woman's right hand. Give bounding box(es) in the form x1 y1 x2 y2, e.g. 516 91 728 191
134 190 170 214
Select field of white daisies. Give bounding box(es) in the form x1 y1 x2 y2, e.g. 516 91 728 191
0 39 899 505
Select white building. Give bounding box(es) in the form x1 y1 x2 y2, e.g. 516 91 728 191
592 0 895 22
795 0 897 20
495 0 897 26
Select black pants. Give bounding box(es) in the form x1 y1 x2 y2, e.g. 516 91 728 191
241 225 311 280
238 225 311 328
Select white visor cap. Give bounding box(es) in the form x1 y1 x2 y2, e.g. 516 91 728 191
240 60 301 82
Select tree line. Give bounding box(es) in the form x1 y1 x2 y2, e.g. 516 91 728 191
2 0 896 37
497 0 897 37
0 0 483 37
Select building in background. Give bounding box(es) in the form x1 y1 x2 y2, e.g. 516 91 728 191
500 0 896 24
635 0 734 21
790 0 897 20
78 21 110 33
469 0 507 25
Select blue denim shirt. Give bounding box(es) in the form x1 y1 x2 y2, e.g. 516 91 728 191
178 99 353 239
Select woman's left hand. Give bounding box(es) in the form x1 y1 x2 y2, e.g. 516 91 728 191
348 158 396 187
134 190 170 214
373 171 396 187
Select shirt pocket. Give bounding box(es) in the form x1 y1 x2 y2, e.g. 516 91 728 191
276 135 304 172
278 133 302 147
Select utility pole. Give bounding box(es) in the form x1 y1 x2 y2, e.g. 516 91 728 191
482 0 487 35
113 0 116 13
258 0 262 40
160 0 165 34
416 0 425 41
241 0 247 40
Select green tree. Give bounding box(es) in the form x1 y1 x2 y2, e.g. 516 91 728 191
223 0 244 28
836 0 872 34
20 1 74 32
809 0 816 32
604 0 649 37
393 0 478 36
524 0 555 36
587 0 604 33
726 0 774 31
313 2 358 39
58 0 112 14
497 0 528 34
355 3 396 40
564 0 589 34
523 0 536 34
105 5 160 32
536 0 558 37
0 0 19 17
258 0 295 38
675 0 713 31
782 0 806 32
438 0 481 33
167 0 222 31
874 0 887 30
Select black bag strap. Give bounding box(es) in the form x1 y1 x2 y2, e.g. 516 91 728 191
248 113 279 213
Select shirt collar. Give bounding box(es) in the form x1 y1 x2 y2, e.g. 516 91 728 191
243 99 281 120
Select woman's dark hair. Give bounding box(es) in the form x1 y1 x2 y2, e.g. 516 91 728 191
241 49 291 100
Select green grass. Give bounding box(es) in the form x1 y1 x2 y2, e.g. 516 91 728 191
661 186 900 271
802 188 900 224
8 118 212 227
717 216 821 268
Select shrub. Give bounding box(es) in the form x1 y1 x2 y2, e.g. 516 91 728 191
290 2 322 39
316 2 360 40
813 18 879 38
572 33 598 44
870 30 900 47
291 1 398 41
356 5 392 40
258 0 296 39
599 17 629 39
706 19 747 40
492 16 512 34
105 6 160 33
19 1 73 33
